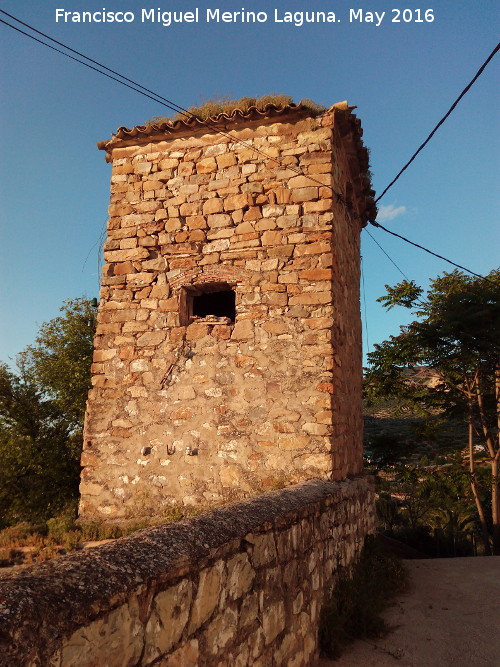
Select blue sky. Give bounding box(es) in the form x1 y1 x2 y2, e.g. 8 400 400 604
0 0 498 367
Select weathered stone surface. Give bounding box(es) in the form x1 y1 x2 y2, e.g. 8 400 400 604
186 323 210 340
230 320 254 341
196 157 217 173
144 580 192 662
203 198 224 215
248 533 278 568
262 601 286 645
189 564 222 633
205 606 238 654
61 598 143 667
0 478 375 667
82 104 370 526
136 331 165 347
166 639 199 667
224 192 253 211
104 247 149 262
227 553 255 599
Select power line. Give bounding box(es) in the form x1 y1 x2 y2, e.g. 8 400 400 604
1 10 494 283
0 10 349 205
0 9 193 119
370 221 490 281
364 229 409 280
360 256 371 358
0 19 179 109
376 42 499 203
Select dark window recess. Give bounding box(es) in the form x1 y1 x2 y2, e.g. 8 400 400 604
181 282 236 324
193 290 235 321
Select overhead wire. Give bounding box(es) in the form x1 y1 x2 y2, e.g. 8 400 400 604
0 10 348 205
0 17 191 114
360 256 371 359
375 41 499 203
1 10 495 282
369 41 498 282
364 229 409 281
0 9 192 118
370 222 490 281
368 42 499 282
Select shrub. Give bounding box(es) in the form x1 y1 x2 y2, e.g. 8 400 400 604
319 536 408 659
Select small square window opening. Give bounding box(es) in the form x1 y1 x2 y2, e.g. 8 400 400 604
181 283 236 324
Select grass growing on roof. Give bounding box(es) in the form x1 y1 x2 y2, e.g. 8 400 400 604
144 94 326 126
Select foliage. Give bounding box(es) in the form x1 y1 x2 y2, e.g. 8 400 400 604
145 94 326 126
0 365 81 526
364 432 408 469
365 269 500 554
20 298 97 428
377 279 423 311
376 465 490 557
319 535 408 659
0 298 96 528
366 270 499 401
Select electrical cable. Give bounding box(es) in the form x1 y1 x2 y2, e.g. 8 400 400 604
1 10 494 282
0 18 187 113
375 42 499 203
370 221 490 281
0 10 349 205
369 42 498 285
360 256 371 358
364 229 409 280
0 9 193 119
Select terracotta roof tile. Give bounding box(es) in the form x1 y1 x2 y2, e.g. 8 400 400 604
97 101 376 223
97 103 310 150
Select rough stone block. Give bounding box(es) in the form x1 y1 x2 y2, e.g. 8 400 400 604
196 157 217 173
291 187 318 202
231 320 254 341
144 580 192 662
227 553 255 599
261 231 283 246
216 154 237 169
189 565 222 633
104 248 149 262
207 213 232 229
203 198 224 215
262 601 286 645
248 533 278 568
224 193 253 212
289 292 331 306
62 602 144 667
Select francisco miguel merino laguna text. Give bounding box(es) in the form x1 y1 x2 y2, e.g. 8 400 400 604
55 8 342 27
56 7 436 27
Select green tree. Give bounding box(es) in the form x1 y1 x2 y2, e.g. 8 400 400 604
20 297 97 428
0 298 96 526
365 270 500 554
0 364 81 525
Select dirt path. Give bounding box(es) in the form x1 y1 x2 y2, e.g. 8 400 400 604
318 556 500 667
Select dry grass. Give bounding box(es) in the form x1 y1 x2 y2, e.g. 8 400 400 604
0 502 224 568
144 94 325 126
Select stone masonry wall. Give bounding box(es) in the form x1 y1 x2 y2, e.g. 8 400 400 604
80 106 373 520
0 477 376 667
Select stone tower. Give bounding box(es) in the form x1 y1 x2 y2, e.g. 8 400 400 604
79 101 376 521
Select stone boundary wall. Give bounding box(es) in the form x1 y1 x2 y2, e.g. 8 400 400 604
0 477 375 666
